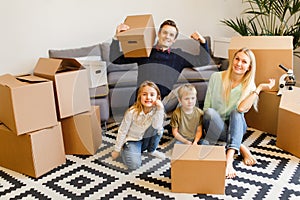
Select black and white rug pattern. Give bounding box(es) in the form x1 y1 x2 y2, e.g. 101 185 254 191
1 122 300 200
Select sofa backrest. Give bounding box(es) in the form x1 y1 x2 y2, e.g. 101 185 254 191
172 36 212 56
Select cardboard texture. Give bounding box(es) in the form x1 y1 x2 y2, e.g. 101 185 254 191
276 87 300 158
171 144 226 194
0 74 57 135
245 91 281 135
0 123 66 178
117 14 156 58
229 36 293 91
33 58 91 119
60 106 102 155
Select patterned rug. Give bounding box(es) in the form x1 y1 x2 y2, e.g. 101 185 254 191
1 122 300 200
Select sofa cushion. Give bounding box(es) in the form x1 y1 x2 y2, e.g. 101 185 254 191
107 63 138 73
177 67 218 83
48 44 102 59
108 70 138 88
172 36 212 56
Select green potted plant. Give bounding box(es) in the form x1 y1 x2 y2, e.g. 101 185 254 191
221 0 300 57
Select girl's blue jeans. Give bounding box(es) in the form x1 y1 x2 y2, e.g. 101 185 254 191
121 126 163 170
202 108 247 154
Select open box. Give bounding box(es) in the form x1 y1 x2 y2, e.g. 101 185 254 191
0 74 57 135
34 57 91 119
117 14 156 58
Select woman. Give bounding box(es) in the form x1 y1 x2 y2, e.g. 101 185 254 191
203 48 275 178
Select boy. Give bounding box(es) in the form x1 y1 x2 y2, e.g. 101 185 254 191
170 84 204 145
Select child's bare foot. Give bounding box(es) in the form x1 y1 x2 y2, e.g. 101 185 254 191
226 149 237 179
240 144 257 166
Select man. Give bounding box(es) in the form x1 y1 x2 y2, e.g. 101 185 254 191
110 19 210 112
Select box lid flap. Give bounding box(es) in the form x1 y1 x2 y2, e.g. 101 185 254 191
34 58 82 78
16 75 49 83
171 144 226 162
229 36 293 49
0 74 28 87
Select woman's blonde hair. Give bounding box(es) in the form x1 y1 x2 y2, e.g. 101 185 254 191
222 47 258 109
129 80 161 115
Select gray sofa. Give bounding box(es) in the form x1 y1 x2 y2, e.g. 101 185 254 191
49 36 220 124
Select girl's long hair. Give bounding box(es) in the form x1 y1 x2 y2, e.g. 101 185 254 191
222 48 258 110
129 80 161 115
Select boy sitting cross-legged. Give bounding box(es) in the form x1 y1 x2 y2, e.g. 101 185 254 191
170 84 206 145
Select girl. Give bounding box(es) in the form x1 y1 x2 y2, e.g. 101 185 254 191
111 80 165 170
203 48 275 178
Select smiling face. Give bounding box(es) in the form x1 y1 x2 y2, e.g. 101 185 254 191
232 51 251 76
139 85 159 110
157 25 177 49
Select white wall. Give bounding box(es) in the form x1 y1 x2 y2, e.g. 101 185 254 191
0 0 243 75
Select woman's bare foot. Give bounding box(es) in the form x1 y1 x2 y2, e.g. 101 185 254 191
226 149 237 179
240 144 257 166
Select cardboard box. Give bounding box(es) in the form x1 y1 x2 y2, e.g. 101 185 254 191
117 14 156 57
34 58 91 119
171 144 226 194
276 87 300 158
0 122 66 178
229 36 293 91
0 74 57 135
245 91 281 135
78 60 108 88
60 106 102 155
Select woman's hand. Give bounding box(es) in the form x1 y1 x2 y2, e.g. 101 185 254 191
190 31 206 43
257 78 276 92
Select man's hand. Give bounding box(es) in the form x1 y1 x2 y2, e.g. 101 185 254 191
116 23 130 34
191 31 206 43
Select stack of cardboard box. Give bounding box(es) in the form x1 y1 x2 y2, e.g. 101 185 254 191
0 57 103 178
33 58 102 156
0 74 66 178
